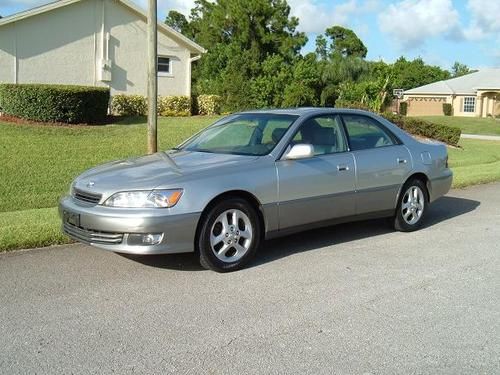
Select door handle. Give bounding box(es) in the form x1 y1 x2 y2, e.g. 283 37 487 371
337 165 349 171
397 158 407 164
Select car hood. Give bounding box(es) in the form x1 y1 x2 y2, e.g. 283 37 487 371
73 151 258 194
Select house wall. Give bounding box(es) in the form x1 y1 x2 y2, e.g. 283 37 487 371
0 0 192 96
0 0 96 86
105 0 190 96
403 94 451 116
452 95 478 117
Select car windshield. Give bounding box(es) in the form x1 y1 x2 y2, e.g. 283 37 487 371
178 113 298 156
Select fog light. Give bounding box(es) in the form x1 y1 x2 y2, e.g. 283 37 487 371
128 233 164 246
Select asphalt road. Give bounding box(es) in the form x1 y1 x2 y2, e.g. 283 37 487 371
1 183 499 374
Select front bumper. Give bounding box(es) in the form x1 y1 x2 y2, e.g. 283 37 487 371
58 196 201 255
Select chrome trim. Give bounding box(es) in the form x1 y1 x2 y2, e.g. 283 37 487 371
63 223 123 244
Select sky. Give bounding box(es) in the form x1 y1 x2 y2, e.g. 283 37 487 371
1 0 499 70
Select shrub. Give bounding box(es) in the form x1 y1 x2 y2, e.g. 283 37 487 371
383 113 461 146
158 96 191 116
443 103 453 116
197 95 222 115
334 99 373 112
0 83 109 124
111 94 147 116
399 101 408 116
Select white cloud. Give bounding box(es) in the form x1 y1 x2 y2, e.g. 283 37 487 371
464 0 500 41
135 0 195 18
378 0 460 50
288 0 358 34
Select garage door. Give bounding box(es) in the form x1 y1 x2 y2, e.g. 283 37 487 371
407 97 446 116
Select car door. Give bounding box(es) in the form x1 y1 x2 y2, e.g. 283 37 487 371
276 115 356 229
341 114 412 215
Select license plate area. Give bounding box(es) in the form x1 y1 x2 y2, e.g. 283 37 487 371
63 210 80 227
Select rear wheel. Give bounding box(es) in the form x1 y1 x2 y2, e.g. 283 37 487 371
197 198 261 272
394 179 428 232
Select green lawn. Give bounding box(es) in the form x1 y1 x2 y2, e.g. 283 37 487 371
0 117 499 252
419 116 500 135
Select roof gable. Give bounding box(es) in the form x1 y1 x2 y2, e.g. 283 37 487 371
405 68 500 95
0 0 206 54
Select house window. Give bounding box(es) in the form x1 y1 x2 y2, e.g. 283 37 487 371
157 57 172 75
463 97 475 113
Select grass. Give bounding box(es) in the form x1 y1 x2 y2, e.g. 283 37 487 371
0 116 499 252
448 139 500 187
419 116 500 136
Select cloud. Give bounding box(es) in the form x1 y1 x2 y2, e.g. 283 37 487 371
464 0 500 41
378 0 460 50
135 0 195 18
288 0 359 34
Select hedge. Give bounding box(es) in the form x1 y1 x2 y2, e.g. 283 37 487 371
159 96 191 116
0 83 109 124
384 113 461 146
196 95 222 115
111 94 147 116
334 99 372 112
443 103 453 116
111 94 191 116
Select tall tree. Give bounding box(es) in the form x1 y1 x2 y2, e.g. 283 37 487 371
184 0 307 110
316 26 367 59
451 61 471 77
164 10 191 35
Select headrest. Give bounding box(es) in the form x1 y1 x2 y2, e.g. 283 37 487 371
311 127 336 145
271 128 288 143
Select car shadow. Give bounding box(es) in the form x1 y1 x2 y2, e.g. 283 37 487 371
121 196 480 271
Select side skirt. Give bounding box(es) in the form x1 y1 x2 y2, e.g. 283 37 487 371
265 209 395 240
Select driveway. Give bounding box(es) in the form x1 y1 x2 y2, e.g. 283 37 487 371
1 183 499 374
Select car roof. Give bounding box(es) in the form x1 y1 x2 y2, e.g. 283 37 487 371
237 107 376 117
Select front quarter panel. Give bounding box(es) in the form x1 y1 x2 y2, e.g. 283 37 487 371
157 156 279 233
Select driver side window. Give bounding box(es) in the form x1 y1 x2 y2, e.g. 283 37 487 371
291 115 348 156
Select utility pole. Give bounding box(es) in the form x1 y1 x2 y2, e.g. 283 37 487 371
147 0 158 154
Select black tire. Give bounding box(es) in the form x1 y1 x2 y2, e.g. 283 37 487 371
394 178 429 232
197 198 261 272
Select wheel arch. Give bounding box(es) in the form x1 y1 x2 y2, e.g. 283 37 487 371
193 190 266 252
395 172 431 208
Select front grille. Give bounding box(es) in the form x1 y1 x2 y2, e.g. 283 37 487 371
63 223 123 245
73 188 102 204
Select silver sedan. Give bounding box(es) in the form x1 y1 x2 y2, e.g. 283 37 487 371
59 108 452 272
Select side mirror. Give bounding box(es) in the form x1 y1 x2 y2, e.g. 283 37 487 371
284 144 314 160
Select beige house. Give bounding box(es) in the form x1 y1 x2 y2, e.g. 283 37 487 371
403 69 500 117
0 0 205 96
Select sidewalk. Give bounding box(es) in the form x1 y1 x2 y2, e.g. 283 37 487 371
461 133 500 141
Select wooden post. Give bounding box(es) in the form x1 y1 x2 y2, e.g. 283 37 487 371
147 0 158 154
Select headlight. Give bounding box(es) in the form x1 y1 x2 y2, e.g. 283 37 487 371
103 189 183 208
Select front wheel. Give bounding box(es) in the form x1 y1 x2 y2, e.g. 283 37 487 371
197 198 261 272
394 179 428 232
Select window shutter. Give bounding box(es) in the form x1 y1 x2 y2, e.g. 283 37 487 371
460 97 464 112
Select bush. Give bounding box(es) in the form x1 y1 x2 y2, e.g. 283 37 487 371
158 96 191 116
0 83 109 124
399 101 408 116
443 103 453 116
197 95 222 115
383 113 461 146
334 99 373 112
111 94 147 116
111 95 191 116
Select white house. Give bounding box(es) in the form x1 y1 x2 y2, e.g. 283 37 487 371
403 69 500 117
0 0 206 97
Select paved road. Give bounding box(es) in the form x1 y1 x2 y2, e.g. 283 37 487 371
461 133 500 141
1 184 499 374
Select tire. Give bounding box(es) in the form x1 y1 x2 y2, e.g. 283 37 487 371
197 198 261 272
394 178 429 232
